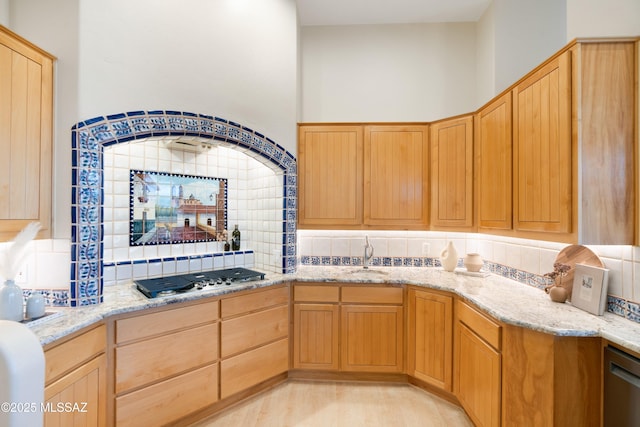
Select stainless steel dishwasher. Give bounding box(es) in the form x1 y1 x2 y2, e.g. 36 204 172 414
604 346 640 426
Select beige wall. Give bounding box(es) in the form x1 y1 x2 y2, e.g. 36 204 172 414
8 0 298 239
567 0 640 39
299 22 477 122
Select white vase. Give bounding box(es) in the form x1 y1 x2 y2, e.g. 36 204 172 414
463 253 484 272
26 291 46 319
440 241 458 272
0 279 25 321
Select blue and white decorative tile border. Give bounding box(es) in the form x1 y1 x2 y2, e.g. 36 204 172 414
299 255 640 325
71 110 297 307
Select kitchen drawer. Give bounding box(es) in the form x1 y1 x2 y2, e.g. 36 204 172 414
341 286 403 304
115 363 218 427
220 338 289 399
221 285 289 318
221 305 289 358
294 284 340 302
115 323 218 394
115 300 219 344
456 300 501 350
45 324 106 385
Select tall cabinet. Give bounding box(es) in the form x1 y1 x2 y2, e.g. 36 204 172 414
512 51 572 236
512 39 637 244
0 25 54 240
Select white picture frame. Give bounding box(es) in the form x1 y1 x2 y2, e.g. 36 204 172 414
570 263 609 315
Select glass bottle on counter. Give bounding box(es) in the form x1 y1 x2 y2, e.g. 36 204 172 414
231 225 241 251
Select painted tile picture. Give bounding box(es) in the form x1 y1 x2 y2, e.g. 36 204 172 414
130 170 227 245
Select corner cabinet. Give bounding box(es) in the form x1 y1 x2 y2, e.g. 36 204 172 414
407 288 453 391
0 26 54 240
454 300 502 427
512 39 637 244
430 116 474 230
298 124 429 230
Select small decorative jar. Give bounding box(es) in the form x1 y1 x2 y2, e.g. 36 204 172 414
464 253 484 272
0 279 24 321
26 291 46 319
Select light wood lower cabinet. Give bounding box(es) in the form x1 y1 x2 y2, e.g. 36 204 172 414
341 304 403 373
501 325 601 427
454 300 502 427
115 364 217 427
407 288 453 391
293 303 340 370
220 285 289 399
292 283 404 374
44 325 107 427
112 301 219 426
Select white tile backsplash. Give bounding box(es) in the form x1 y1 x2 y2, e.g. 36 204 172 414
99 139 283 275
297 230 640 316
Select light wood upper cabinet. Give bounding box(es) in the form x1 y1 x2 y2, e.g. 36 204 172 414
364 125 429 228
476 93 512 232
298 125 363 227
511 39 637 244
298 124 428 229
430 116 474 230
513 51 572 236
0 26 54 240
573 41 636 244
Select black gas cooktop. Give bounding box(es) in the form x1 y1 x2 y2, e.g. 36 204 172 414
135 267 265 298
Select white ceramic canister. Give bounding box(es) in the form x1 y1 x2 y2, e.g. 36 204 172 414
26 291 46 319
463 253 484 272
0 279 25 321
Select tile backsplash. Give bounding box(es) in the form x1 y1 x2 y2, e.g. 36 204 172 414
102 139 283 272
297 229 640 324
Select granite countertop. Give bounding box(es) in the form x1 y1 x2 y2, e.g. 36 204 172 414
27 266 640 355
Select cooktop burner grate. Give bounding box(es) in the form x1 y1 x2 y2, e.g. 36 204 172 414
135 267 266 298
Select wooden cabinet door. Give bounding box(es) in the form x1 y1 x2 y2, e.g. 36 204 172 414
293 303 340 370
408 289 452 390
477 93 512 232
340 305 403 373
44 354 106 427
455 323 501 427
430 116 473 229
0 27 53 240
364 125 429 228
513 51 572 235
298 125 363 227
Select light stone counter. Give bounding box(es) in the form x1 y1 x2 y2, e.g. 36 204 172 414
26 266 640 355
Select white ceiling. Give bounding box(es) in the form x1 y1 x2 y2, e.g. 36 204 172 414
296 0 492 26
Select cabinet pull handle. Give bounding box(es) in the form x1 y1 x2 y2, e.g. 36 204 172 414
610 362 640 389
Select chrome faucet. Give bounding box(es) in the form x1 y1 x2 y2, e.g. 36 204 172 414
363 236 374 269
